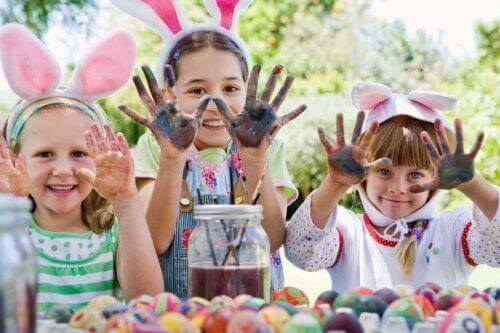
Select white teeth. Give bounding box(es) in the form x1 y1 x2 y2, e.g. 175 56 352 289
48 185 74 190
203 120 224 127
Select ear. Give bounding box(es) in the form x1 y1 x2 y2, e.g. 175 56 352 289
204 0 253 31
408 90 457 111
0 23 61 100
111 0 187 38
64 30 136 101
351 82 392 110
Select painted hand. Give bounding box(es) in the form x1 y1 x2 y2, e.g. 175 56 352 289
410 118 484 193
318 111 391 187
77 124 137 200
213 65 307 148
119 65 210 151
0 136 30 196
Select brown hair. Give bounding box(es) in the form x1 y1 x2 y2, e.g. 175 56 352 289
165 30 249 82
365 115 454 276
7 103 115 234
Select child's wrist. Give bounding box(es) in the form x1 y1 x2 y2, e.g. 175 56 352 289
108 193 139 209
325 174 352 193
456 172 479 193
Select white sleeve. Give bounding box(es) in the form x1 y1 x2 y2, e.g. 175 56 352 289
284 192 343 271
464 188 500 267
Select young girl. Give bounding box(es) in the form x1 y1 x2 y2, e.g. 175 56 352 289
285 82 499 291
0 24 163 312
112 0 306 296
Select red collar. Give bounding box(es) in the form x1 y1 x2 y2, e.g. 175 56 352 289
363 214 398 247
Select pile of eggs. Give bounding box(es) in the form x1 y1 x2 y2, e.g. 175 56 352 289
38 284 500 333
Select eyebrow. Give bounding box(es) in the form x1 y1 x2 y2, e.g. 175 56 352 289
185 77 242 85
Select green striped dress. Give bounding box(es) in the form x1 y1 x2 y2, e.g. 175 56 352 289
26 218 120 314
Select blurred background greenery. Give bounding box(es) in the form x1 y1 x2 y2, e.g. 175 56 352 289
1 0 498 295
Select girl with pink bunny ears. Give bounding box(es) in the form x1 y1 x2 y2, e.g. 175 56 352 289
0 24 163 313
112 0 307 297
285 83 499 290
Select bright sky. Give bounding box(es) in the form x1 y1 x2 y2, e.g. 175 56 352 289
1 0 498 102
370 0 499 56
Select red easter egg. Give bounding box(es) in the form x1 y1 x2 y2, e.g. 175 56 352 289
202 306 234 333
273 287 309 306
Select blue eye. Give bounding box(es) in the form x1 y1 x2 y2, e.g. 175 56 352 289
377 168 391 176
409 171 423 179
72 151 86 158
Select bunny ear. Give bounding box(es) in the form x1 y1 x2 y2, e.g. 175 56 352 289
352 82 392 110
408 90 457 111
204 0 253 31
111 0 187 38
64 30 136 101
0 23 61 100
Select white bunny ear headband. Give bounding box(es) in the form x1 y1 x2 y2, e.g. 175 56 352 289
111 0 252 85
0 23 136 146
351 82 457 132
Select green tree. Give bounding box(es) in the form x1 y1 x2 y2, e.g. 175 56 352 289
475 20 499 72
0 0 97 36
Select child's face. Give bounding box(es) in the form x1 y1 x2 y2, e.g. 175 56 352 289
175 47 246 149
19 107 95 215
366 164 434 219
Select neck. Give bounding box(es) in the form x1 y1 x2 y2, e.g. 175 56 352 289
33 205 88 233
194 139 229 151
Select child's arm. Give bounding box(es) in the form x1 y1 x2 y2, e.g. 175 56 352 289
77 124 164 300
0 136 30 196
119 65 210 254
213 65 307 251
285 193 345 271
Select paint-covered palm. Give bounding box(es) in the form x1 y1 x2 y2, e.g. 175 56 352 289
0 136 30 196
77 124 137 200
410 119 484 193
213 65 307 148
319 111 391 187
119 65 210 151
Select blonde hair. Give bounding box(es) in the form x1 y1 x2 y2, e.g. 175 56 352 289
6 103 115 234
365 115 454 276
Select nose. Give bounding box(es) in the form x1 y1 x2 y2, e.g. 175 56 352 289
388 175 408 195
52 158 74 178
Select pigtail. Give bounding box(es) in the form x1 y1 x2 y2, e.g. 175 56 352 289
82 190 115 234
396 220 426 276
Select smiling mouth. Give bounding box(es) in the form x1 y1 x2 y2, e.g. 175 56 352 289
381 197 411 204
47 185 77 194
202 119 225 130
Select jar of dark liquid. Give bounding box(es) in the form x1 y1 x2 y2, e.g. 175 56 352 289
0 194 36 333
188 205 271 301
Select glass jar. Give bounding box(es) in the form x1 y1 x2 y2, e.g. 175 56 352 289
0 194 36 333
188 204 271 301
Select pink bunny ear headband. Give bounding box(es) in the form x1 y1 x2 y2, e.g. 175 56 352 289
111 0 252 85
0 23 136 146
351 82 457 132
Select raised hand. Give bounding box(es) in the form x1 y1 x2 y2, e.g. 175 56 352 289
77 124 137 201
213 65 307 148
318 112 391 187
410 119 484 193
119 65 210 151
0 136 30 196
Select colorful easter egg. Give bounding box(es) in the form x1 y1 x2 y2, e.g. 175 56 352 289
227 310 271 333
129 294 155 309
333 291 361 310
158 312 196 333
314 290 339 308
282 313 322 333
202 306 234 333
259 304 291 333
353 294 388 318
382 298 423 330
374 288 400 305
324 312 363 333
45 304 74 323
273 287 309 306
151 292 181 315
